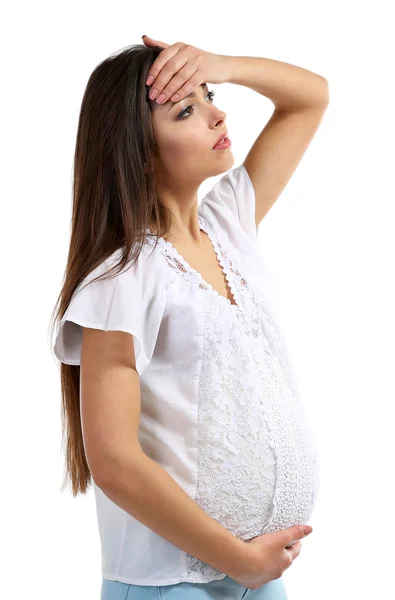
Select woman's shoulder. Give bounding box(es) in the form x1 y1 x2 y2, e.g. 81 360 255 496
83 240 169 290
198 164 258 254
53 241 170 374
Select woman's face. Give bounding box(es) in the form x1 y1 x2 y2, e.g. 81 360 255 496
150 83 234 185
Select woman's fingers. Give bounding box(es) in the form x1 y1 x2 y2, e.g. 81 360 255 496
142 35 169 49
143 37 219 104
285 540 302 562
145 41 186 93
150 61 201 104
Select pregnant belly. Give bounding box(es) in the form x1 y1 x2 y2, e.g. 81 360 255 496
194 356 321 542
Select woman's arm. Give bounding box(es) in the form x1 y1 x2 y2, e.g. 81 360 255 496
221 54 329 111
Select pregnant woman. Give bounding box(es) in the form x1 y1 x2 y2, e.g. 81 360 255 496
51 35 329 599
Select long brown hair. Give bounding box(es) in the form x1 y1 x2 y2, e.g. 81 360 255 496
49 43 174 497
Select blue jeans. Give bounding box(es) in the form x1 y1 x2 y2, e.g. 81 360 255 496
100 575 289 599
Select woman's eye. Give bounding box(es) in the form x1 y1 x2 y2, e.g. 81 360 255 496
177 89 216 119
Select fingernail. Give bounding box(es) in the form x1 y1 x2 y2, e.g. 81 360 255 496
303 526 313 535
146 75 154 86
142 35 147 38
156 93 166 104
149 88 158 100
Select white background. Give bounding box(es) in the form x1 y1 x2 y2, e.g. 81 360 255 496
2 1 394 598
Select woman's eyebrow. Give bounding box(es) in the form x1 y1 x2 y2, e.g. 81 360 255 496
166 82 208 112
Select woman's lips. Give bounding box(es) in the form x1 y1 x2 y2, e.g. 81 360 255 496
212 137 232 150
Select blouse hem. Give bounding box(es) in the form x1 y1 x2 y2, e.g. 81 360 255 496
101 572 227 586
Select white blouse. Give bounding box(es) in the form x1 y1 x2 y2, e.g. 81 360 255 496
53 164 321 586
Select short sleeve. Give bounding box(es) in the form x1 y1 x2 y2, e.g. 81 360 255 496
53 248 166 377
199 163 257 247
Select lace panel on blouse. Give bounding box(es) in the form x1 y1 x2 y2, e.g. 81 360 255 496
145 215 251 312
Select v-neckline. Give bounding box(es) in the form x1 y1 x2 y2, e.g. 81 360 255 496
145 215 241 311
